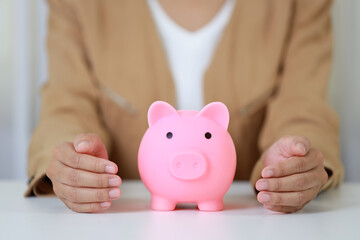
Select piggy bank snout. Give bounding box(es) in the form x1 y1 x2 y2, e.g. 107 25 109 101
169 152 207 180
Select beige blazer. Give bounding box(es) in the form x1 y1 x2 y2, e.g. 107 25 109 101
25 0 343 196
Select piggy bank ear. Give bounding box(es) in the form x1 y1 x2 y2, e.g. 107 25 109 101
197 102 229 129
148 101 179 127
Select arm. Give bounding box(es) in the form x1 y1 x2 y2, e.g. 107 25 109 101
250 0 343 211
26 0 112 197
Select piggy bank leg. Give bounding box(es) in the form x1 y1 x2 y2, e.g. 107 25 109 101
198 199 223 211
151 195 176 211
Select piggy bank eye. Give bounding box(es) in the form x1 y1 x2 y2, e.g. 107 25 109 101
205 132 212 139
166 132 173 139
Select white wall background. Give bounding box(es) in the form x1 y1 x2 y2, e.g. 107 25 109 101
0 0 359 181
0 0 48 179
330 0 360 182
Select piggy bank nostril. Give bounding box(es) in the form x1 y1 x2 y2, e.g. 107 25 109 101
176 162 182 169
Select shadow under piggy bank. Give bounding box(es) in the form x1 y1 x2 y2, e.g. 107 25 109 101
102 184 356 214
103 198 151 213
103 193 260 213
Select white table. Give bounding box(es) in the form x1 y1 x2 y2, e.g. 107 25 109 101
0 180 359 240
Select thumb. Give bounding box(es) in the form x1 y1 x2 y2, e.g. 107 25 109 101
264 135 311 166
73 133 109 159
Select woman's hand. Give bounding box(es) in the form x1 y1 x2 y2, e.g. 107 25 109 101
46 133 121 213
255 135 328 213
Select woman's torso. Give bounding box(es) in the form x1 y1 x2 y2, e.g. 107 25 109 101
69 0 294 179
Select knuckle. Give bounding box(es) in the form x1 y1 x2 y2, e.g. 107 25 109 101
277 135 296 153
57 191 67 201
97 174 106 187
96 189 106 202
296 175 306 189
73 206 82 213
277 136 291 147
89 203 99 212
297 192 304 205
54 184 67 199
68 169 79 186
274 180 282 191
295 158 305 173
276 166 283 177
94 159 102 173
274 136 290 149
53 184 66 200
67 187 79 202
72 154 81 169
274 194 282 205
70 203 81 213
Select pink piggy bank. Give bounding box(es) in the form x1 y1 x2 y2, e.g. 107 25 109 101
138 101 236 211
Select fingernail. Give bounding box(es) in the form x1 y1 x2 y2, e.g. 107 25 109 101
258 193 271 203
296 142 307 154
256 180 268 191
105 165 116 174
109 177 121 187
263 169 274 178
109 189 121 199
76 141 90 152
100 202 111 208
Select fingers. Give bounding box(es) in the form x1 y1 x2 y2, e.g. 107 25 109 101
263 135 311 167
54 182 121 203
276 135 311 157
257 187 318 208
47 136 122 213
263 204 299 213
61 197 112 213
53 161 121 188
52 142 118 174
73 133 108 159
261 149 324 178
256 165 327 192
258 137 327 213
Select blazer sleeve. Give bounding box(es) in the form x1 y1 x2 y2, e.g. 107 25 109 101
25 0 111 196
250 0 344 192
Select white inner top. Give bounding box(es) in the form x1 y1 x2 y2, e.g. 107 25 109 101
146 0 236 111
